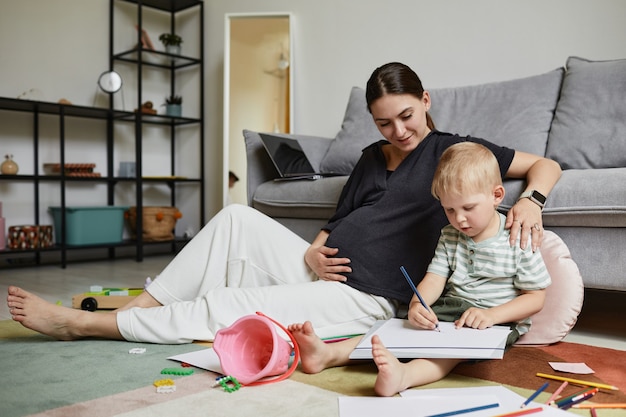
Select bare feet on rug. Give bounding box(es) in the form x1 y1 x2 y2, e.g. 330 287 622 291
6 286 118 341
288 321 358 374
371 334 411 397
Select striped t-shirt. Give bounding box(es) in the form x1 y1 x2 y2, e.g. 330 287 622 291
427 212 551 334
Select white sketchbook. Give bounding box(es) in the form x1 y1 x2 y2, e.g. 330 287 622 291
349 319 510 360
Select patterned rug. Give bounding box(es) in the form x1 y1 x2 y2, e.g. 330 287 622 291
1 320 624 417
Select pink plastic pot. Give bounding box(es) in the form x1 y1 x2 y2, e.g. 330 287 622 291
213 312 300 386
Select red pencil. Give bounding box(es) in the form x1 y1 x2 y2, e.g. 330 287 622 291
491 406 544 417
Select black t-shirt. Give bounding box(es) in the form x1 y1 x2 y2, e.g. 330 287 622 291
323 131 515 304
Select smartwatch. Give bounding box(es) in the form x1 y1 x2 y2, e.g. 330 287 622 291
518 190 546 209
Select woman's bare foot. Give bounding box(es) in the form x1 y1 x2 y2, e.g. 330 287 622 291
372 335 411 396
6 286 112 341
288 321 359 374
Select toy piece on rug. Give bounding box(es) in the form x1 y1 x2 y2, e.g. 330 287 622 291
153 378 176 393
161 367 194 376
212 376 241 393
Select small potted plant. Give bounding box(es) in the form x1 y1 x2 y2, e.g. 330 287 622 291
159 33 183 55
163 95 182 117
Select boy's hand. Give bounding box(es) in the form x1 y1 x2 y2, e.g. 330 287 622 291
407 301 439 330
455 307 495 330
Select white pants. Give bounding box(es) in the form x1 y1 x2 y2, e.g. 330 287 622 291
117 204 396 344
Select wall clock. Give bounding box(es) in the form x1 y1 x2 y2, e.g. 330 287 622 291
97 70 123 93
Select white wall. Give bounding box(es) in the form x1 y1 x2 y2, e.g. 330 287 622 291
1 0 625 225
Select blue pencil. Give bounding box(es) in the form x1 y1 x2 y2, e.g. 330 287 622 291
521 382 549 408
425 402 500 417
400 266 440 332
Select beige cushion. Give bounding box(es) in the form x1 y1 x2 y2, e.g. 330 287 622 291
515 230 584 345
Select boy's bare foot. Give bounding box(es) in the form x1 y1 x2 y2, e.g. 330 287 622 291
288 321 359 374
7 286 96 340
288 321 330 374
372 335 410 397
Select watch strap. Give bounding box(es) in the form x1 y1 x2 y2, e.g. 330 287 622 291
518 190 546 208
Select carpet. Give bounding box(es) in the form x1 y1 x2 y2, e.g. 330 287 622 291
1 320 624 417
454 344 626 404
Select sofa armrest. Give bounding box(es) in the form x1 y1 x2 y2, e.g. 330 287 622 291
243 129 334 206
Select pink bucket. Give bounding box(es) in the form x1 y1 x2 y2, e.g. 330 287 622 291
213 312 300 386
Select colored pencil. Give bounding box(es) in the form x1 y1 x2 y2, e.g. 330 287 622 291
573 403 626 409
536 373 619 391
556 388 598 410
424 402 499 417
321 333 362 343
400 265 440 331
545 381 568 404
491 406 544 417
521 382 549 407
554 387 596 405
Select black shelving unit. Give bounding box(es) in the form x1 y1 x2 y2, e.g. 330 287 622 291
0 0 204 268
110 0 205 262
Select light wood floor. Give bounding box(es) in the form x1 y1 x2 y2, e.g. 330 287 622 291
1 255 625 351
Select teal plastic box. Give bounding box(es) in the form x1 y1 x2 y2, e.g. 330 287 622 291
49 206 128 246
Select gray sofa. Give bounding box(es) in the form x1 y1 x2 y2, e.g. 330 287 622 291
244 56 626 293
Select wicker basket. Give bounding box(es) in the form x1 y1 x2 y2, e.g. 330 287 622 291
125 206 182 242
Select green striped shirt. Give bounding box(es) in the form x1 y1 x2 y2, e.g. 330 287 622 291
427 212 551 334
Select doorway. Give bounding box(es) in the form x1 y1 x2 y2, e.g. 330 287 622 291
223 13 293 206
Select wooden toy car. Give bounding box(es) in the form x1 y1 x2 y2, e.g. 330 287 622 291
72 288 143 311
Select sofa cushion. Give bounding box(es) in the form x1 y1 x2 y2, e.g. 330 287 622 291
515 230 583 345
252 176 349 220
319 87 384 175
428 68 564 156
546 56 626 169
500 168 626 228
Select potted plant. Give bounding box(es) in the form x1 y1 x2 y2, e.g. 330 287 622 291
159 33 183 55
163 95 182 117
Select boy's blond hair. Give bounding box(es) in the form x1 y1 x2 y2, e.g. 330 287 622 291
431 142 502 201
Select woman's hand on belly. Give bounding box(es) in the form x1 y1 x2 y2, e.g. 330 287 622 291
305 244 351 282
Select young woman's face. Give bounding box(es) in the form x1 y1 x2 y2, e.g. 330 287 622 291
369 93 431 153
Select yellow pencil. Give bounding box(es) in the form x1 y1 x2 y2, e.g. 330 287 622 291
536 373 619 391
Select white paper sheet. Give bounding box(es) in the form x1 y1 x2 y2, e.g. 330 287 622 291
339 395 499 417
349 319 510 359
168 347 224 374
548 362 594 374
340 386 575 417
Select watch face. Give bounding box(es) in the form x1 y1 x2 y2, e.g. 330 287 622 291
532 190 547 205
98 71 122 93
